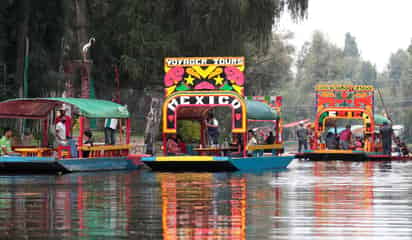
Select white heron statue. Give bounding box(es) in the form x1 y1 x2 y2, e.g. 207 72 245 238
82 37 95 61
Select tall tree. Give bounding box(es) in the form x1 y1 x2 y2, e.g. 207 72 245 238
343 32 359 58
15 0 30 97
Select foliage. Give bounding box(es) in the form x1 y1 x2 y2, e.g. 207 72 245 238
177 120 201 143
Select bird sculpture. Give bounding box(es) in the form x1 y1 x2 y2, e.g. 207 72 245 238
82 37 95 62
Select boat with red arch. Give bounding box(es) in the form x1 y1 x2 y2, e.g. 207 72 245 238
300 84 398 161
0 98 145 173
142 56 293 171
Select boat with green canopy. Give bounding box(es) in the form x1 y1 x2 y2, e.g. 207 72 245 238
142 56 293 171
0 97 144 173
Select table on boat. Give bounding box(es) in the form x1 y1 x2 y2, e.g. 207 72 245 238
193 146 238 156
14 147 53 157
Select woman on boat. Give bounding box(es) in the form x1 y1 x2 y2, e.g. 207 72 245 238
83 130 94 158
55 118 68 146
176 135 187 154
325 132 337 149
247 130 257 156
353 136 363 151
205 113 219 147
265 131 275 144
339 124 352 150
166 135 180 155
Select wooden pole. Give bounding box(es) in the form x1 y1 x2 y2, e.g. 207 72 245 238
126 118 131 144
78 116 84 158
42 119 48 147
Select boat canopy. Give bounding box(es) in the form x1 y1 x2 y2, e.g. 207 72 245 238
246 99 278 120
0 98 129 119
173 98 278 121
374 114 390 125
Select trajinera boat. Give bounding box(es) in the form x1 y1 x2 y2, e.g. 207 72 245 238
0 98 144 173
142 56 294 171
300 84 393 161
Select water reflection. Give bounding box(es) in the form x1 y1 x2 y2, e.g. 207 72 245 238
0 160 411 239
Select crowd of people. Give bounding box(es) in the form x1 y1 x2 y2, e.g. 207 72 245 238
294 121 410 156
165 112 278 156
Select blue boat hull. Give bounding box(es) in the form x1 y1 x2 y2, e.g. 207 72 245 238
142 155 294 172
229 156 294 171
0 156 142 174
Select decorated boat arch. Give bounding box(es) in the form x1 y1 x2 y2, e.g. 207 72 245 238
302 84 391 161
142 56 293 171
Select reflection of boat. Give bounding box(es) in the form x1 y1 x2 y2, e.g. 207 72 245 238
313 161 374 237
158 173 246 239
0 98 144 173
142 57 293 171
301 84 392 161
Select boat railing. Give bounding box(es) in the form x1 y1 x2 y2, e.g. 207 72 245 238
246 143 284 157
77 144 131 158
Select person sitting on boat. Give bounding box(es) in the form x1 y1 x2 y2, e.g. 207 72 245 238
83 130 94 158
353 136 363 151
325 132 337 150
265 131 275 144
55 118 68 146
166 135 180 156
339 124 352 150
247 130 257 156
400 142 410 156
374 133 383 152
205 113 219 147
0 128 18 156
55 107 72 139
176 135 187 154
394 136 402 156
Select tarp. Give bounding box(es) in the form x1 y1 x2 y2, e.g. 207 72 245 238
246 99 278 120
374 114 390 125
0 98 129 119
283 119 311 128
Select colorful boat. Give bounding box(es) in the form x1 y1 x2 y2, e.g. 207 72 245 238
301 84 392 161
0 98 144 173
142 57 294 171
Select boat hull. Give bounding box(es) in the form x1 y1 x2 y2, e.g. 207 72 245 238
0 155 144 174
301 150 394 161
142 155 294 172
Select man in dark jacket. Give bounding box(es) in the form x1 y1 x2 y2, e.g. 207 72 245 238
380 122 393 155
296 122 308 153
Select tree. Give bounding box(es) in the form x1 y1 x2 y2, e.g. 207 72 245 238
343 32 359 58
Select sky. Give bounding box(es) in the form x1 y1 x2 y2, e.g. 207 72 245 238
278 0 412 71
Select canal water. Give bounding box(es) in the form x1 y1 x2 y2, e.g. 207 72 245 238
0 160 411 239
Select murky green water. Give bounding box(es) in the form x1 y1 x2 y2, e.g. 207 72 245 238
0 160 411 239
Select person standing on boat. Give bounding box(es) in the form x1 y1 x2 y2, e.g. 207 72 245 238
55 119 67 146
296 122 308 153
104 118 118 145
55 107 72 139
339 124 352 150
380 121 393 155
205 113 219 147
